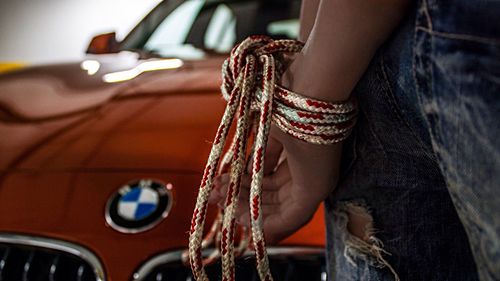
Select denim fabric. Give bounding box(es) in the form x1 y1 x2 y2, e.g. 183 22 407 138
325 1 500 280
413 1 500 280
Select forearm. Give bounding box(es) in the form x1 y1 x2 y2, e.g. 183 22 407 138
276 0 410 200
285 0 411 102
298 0 321 41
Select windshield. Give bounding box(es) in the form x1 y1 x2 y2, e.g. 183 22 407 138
120 0 301 60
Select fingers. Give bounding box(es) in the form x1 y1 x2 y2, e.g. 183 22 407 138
235 204 281 228
207 158 299 245
237 191 318 245
208 174 229 205
246 133 284 175
238 187 281 207
209 168 288 206
262 135 284 175
271 158 291 188
263 203 317 245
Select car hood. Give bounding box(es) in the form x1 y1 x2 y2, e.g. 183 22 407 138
0 52 326 281
0 52 226 172
0 52 228 280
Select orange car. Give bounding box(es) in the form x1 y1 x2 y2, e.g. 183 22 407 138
0 0 326 280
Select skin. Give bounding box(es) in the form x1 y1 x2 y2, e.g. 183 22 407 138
210 0 411 244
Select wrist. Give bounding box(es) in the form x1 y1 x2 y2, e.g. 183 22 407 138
280 50 353 103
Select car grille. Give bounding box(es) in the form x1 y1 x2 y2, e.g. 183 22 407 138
0 233 104 281
134 247 327 281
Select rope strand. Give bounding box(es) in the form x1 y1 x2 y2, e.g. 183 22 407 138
189 36 358 281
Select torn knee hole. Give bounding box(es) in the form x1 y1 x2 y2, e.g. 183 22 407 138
345 204 374 243
338 202 400 281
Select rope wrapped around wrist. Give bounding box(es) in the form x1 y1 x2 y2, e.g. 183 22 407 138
188 35 357 281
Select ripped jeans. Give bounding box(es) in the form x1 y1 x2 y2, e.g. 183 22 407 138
325 1 500 280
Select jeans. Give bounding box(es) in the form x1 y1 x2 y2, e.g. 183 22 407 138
325 1 500 280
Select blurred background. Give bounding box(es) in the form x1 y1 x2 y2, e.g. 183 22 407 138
0 1 329 280
0 0 161 67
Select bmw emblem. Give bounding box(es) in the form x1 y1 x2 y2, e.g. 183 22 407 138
105 179 173 233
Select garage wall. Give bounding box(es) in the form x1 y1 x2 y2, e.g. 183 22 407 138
0 0 162 65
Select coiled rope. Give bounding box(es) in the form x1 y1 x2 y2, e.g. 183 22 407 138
189 35 357 281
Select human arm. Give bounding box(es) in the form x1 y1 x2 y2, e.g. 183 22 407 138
211 0 411 243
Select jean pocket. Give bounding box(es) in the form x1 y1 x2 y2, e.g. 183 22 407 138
352 55 433 162
414 25 500 281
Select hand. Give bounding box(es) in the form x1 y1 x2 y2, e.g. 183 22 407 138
209 125 342 244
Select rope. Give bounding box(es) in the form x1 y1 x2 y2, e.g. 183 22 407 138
189 35 357 281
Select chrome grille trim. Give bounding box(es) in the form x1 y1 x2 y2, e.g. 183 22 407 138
132 246 324 281
0 233 105 281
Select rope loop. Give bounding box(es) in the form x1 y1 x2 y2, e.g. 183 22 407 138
189 36 358 281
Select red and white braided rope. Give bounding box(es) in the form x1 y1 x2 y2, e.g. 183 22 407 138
189 36 357 281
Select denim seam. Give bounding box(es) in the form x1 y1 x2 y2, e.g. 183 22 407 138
422 0 434 30
377 56 436 162
420 0 500 46
411 22 422 129
416 26 500 46
412 7 444 169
